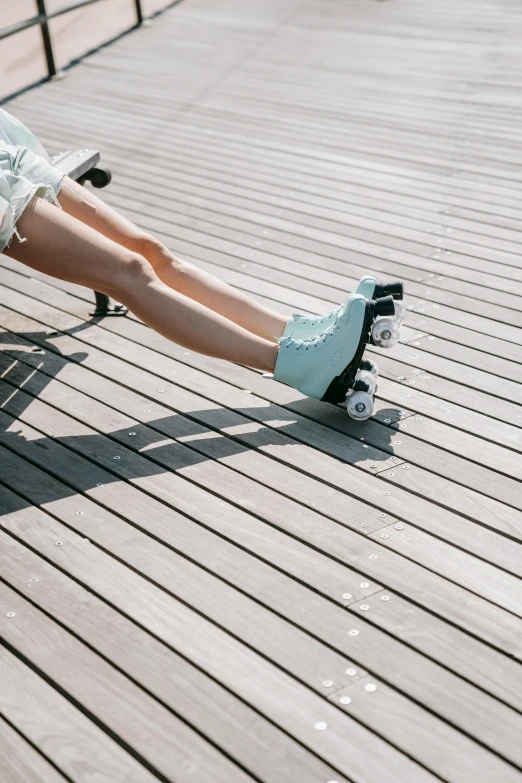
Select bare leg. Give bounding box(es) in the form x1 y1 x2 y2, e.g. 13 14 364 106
59 177 288 341
5 197 279 372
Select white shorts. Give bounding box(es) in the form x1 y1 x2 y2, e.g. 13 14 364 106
0 109 64 253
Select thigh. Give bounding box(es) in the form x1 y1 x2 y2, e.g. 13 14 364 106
3 195 146 296
59 176 144 250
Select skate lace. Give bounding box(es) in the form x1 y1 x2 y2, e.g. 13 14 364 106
283 323 339 351
298 306 339 326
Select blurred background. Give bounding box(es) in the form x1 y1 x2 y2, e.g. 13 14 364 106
0 0 174 102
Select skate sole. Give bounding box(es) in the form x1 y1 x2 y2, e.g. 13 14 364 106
321 300 377 406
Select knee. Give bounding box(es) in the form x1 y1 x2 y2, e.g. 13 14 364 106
133 231 191 277
133 232 169 264
108 251 157 299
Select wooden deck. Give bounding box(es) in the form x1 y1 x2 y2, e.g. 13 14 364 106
1 0 522 780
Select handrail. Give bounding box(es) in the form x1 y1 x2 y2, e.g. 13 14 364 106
0 0 144 79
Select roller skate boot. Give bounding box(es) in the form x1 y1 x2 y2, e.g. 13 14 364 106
274 293 396 420
283 276 404 342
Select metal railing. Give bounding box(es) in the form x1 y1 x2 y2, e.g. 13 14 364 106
0 0 145 80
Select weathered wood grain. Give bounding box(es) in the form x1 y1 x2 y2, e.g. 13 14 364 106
0 585 260 783
0 539 351 783
0 649 161 783
0 500 437 783
0 719 68 783
346 591 522 713
2 452 522 767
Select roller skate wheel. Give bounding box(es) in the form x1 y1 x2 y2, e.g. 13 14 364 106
394 299 405 326
347 391 374 421
356 369 377 394
372 317 399 348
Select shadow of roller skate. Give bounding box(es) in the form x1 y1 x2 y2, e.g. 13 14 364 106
207 393 403 472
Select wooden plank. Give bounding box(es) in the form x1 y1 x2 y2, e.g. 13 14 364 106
16 95 516 258
7 320 520 545
193 95 522 180
103 159 522 293
38 110 522 288
186 111 522 205
374 460 522 544
377 375 522 454
0 271 395 475
387 407 521 483
328 677 521 783
0 718 68 783
26 94 522 232
388 344 522 419
13 283 517 571
1 153 516 536
43 93 515 221
8 130 520 350
2 445 522 768
0 499 437 783
4 411 516 666
3 570 517 783
27 96 517 278
55 105 522 238
0 337 388 606
0 585 261 783
398 318 522 382
106 177 522 300
46 167 522 316
1 278 519 596
0 434 371 691
0 546 353 783
5 175 522 347
25 87 522 211
346 591 522 713
0 648 160 783
172 104 522 192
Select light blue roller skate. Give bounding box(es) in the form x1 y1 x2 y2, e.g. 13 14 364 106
282 275 404 395
274 293 397 420
283 275 404 345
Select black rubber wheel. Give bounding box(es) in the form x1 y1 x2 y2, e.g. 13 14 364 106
88 165 112 189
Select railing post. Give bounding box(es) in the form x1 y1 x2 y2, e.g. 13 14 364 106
135 0 144 26
35 0 57 78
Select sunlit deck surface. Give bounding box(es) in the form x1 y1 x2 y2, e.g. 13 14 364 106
1 1 522 781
